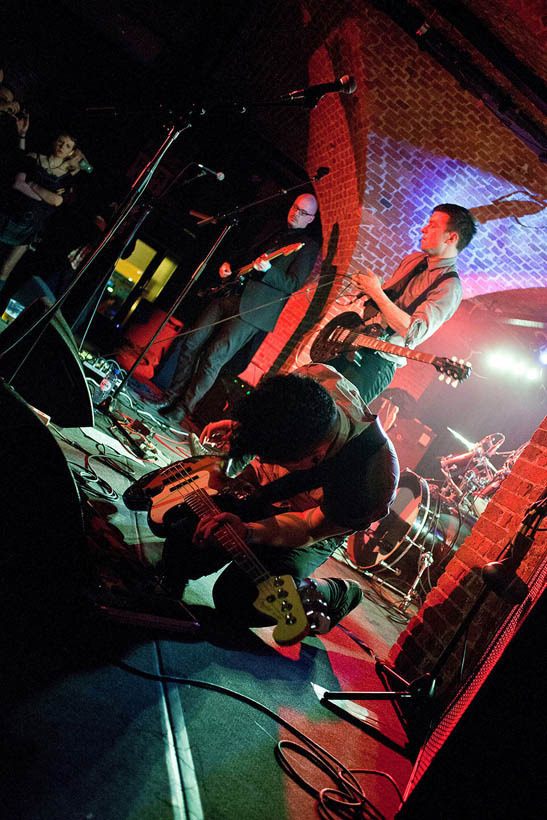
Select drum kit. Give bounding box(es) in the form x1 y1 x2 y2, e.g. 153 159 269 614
346 428 527 614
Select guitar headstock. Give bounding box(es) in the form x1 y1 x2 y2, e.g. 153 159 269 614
434 356 472 387
254 575 330 644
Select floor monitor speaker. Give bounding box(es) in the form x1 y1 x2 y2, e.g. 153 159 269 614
0 296 94 427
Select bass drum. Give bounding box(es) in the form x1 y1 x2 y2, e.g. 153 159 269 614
347 469 475 591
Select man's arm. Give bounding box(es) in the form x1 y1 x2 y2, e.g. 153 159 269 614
193 505 349 550
259 238 319 293
404 276 463 347
247 505 349 548
352 268 411 337
283 238 319 289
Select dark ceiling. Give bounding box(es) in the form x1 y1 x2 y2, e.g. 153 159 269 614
3 0 546 157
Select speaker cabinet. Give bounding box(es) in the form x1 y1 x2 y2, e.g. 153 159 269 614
397 578 547 818
0 297 94 427
389 417 436 472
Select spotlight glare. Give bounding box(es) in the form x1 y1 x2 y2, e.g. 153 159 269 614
539 348 547 366
487 352 506 369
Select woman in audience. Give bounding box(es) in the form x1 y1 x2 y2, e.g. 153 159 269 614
0 131 86 313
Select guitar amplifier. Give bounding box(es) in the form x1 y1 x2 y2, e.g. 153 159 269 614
388 416 436 472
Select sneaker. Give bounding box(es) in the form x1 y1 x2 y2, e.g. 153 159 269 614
157 401 187 423
313 578 363 632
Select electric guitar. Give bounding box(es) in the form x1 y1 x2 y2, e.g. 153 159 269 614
310 310 471 385
123 456 323 645
198 242 304 298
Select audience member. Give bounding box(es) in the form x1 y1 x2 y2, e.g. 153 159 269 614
0 131 87 314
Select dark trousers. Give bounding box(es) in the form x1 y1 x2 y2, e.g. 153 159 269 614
163 520 345 626
169 293 258 412
327 349 396 404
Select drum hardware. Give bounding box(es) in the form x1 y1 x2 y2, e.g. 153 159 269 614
358 569 420 617
396 550 435 613
346 470 474 610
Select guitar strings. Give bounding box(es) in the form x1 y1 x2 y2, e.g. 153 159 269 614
160 458 302 624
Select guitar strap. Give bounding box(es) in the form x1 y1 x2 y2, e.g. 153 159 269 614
253 417 387 506
383 261 459 313
367 261 459 336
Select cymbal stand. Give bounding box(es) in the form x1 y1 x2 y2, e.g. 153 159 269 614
396 549 435 613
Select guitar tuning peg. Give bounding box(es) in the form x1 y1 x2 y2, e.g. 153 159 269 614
451 380 458 388
439 373 445 382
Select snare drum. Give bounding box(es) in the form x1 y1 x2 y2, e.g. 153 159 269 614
347 469 476 590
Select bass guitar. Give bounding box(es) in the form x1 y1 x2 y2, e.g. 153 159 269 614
310 310 471 385
123 456 322 645
198 242 304 298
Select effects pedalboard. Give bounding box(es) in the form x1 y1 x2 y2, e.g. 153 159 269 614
79 352 118 383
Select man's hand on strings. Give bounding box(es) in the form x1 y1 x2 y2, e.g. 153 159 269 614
353 268 383 299
252 254 271 272
193 511 248 547
200 419 239 450
219 262 232 279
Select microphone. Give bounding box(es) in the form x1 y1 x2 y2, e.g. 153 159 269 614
281 75 357 104
196 163 225 181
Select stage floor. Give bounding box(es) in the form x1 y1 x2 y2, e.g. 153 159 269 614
1 369 422 820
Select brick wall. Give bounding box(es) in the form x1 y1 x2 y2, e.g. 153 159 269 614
387 416 547 704
228 1 546 390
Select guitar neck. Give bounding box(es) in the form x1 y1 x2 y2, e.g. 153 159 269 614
237 243 303 278
353 332 435 364
184 492 269 584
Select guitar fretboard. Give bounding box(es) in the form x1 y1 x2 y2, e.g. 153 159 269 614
349 330 435 364
184 491 269 585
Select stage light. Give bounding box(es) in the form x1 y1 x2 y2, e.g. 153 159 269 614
485 349 544 382
539 348 547 366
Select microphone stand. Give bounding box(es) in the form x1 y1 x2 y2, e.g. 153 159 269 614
99 166 329 439
75 163 208 349
0 115 193 384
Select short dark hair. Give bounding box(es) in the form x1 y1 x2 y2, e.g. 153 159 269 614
229 373 338 464
54 132 78 148
433 203 477 251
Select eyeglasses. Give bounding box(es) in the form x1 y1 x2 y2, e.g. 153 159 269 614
292 206 313 217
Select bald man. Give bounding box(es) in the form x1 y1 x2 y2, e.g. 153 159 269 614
158 194 320 428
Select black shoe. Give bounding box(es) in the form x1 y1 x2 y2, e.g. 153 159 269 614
157 401 187 423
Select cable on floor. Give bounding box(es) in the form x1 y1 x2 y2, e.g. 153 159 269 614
115 659 404 820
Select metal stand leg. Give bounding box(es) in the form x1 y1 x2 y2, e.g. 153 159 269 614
396 548 435 613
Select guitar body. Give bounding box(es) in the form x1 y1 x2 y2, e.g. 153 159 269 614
309 310 471 384
198 242 304 299
123 457 314 645
310 310 384 362
123 455 227 537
